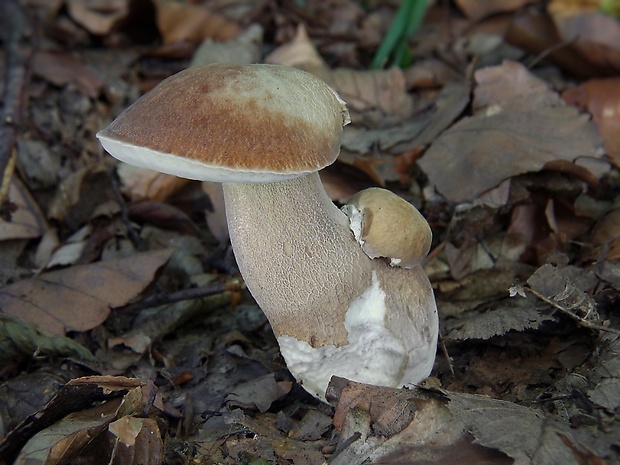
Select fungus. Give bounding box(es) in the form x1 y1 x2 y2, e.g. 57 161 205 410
97 63 438 401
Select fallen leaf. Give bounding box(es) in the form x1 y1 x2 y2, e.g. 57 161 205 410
190 23 263 67
548 0 620 74
562 78 620 165
0 178 46 241
66 0 129 36
445 296 556 341
14 397 122 465
0 249 174 335
0 313 97 366
153 0 241 45
418 61 603 202
225 373 292 413
455 0 534 21
117 163 191 203
31 51 104 98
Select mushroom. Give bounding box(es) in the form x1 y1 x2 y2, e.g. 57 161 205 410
97 63 438 401
342 187 432 268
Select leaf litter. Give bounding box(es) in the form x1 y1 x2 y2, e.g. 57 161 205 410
1 1 620 464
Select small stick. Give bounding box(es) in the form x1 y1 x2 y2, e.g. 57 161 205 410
0 0 31 204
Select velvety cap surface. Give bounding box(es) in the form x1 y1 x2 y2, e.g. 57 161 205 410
97 64 349 182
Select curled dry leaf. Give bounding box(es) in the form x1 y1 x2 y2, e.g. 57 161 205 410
548 0 620 74
117 163 190 203
31 51 103 98
266 24 413 121
0 249 174 335
562 78 620 165
455 0 534 21
66 0 129 36
0 179 46 241
153 0 241 44
419 61 604 203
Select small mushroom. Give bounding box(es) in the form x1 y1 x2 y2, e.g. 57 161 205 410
97 63 438 401
342 187 432 268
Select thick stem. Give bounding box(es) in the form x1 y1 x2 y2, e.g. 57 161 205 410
222 172 372 347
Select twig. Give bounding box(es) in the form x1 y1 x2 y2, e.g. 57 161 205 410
114 279 242 314
0 0 31 204
525 286 620 335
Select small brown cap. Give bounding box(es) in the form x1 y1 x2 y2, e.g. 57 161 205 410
97 64 350 183
343 188 432 268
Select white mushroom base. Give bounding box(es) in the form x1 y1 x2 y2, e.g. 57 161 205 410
277 271 435 401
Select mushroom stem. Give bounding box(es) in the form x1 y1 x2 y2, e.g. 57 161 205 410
222 172 372 348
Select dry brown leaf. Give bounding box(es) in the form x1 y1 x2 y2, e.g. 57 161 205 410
66 0 129 36
0 249 174 335
107 417 164 464
548 0 620 74
562 78 620 165
225 374 292 413
0 179 46 241
14 398 123 465
153 0 241 45
117 163 191 203
455 0 534 21
418 61 603 202
190 23 263 67
331 67 414 120
267 24 413 121
31 51 103 98
127 201 199 236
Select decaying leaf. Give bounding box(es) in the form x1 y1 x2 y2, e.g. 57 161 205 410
445 389 597 465
445 296 556 341
0 179 46 241
563 78 620 164
419 61 604 202
455 0 534 21
0 249 174 335
0 313 96 366
117 163 191 203
31 51 104 98
153 0 241 44
4 376 163 465
225 373 292 413
527 263 599 321
548 0 620 74
66 0 129 36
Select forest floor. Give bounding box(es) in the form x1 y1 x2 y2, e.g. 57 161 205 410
1 1 620 464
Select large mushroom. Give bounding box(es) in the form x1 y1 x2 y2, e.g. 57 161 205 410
97 63 438 401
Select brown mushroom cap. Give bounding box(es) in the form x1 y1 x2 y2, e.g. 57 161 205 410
97 64 350 183
343 187 432 268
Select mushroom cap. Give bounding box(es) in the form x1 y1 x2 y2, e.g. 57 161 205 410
97 64 350 183
342 187 432 268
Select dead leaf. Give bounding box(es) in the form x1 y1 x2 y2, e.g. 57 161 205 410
31 51 103 98
14 397 123 465
225 373 292 413
0 249 174 335
455 0 534 21
0 178 46 241
190 23 263 67
0 313 97 366
107 417 164 464
445 296 556 341
562 78 620 165
419 61 604 202
66 0 129 36
549 0 620 74
153 0 241 45
128 201 199 236
267 24 414 121
117 163 191 203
